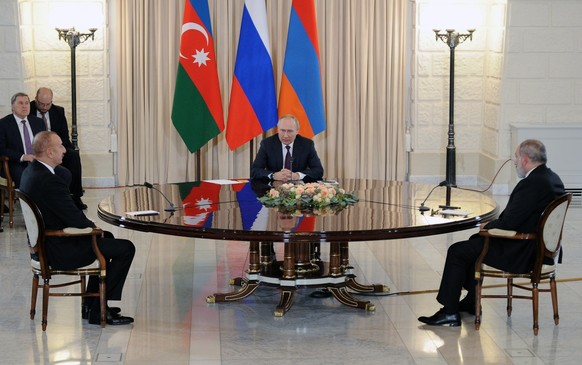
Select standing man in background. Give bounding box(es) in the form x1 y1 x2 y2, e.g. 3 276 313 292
251 114 324 182
30 87 86 209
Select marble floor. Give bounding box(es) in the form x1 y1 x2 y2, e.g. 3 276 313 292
1 188 581 365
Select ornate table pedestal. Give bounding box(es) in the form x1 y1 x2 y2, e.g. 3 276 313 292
207 239 388 316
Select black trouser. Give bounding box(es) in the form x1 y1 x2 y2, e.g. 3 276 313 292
86 232 135 309
436 235 483 312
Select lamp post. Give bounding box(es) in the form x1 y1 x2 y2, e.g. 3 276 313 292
55 27 97 150
433 28 475 207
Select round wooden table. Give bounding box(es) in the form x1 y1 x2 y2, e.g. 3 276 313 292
98 179 498 316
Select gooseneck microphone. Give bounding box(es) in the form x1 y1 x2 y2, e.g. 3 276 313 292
418 181 447 212
143 181 177 212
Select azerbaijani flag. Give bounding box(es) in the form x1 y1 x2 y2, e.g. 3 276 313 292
278 0 326 137
172 0 224 153
180 181 222 228
226 0 277 150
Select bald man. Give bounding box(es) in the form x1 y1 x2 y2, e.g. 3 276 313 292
30 87 86 209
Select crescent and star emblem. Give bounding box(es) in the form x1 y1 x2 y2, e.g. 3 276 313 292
179 22 211 67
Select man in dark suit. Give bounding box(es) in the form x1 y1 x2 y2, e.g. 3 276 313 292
251 114 324 182
30 87 86 209
418 139 565 327
0 92 50 187
20 131 135 325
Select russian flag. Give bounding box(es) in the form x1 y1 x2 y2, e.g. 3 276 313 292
278 0 326 137
292 216 316 232
225 0 277 150
232 181 268 231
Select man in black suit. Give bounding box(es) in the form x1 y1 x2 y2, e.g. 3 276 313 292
418 139 565 327
0 92 45 188
251 114 324 182
30 87 86 209
20 131 135 325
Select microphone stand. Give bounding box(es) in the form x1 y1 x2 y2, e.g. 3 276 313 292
418 181 446 213
143 182 177 212
439 185 459 210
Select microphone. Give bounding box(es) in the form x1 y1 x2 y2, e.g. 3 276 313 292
418 181 447 212
143 181 177 212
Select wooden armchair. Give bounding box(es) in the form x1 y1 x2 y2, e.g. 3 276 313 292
0 155 15 228
16 190 108 330
474 193 572 335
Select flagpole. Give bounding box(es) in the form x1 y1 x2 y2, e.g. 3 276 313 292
249 139 254 178
196 151 201 182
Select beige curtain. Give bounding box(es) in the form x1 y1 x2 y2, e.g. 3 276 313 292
115 0 407 185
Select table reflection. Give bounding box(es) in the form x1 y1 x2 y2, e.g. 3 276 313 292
98 179 498 242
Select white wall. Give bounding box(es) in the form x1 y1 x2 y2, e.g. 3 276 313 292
0 0 25 112
410 0 582 193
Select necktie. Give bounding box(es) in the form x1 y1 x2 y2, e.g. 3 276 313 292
21 120 32 154
41 112 48 130
284 145 292 170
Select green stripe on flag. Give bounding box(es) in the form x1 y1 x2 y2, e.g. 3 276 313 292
171 65 221 153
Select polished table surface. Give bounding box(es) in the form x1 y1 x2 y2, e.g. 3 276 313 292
98 179 498 316
97 179 498 241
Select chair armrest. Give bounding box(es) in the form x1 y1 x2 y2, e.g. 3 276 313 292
46 227 103 237
45 227 107 272
479 228 536 240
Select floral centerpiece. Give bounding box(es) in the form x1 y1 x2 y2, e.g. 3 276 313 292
258 182 358 216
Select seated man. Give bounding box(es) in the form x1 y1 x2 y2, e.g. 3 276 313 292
0 92 45 187
0 92 72 193
20 131 135 325
251 114 324 182
30 87 86 209
418 139 565 327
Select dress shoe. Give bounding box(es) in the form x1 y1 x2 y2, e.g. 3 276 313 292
418 308 461 327
88 308 134 326
73 197 88 210
82 304 121 319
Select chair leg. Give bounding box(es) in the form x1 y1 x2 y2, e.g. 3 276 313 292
507 278 513 317
30 274 39 320
532 283 539 336
475 276 483 330
550 277 559 325
80 275 87 315
42 279 50 331
8 190 14 228
0 190 4 225
99 278 107 328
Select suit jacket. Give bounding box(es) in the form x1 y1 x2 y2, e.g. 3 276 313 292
483 164 565 273
30 101 73 150
29 101 85 197
251 134 324 181
0 114 46 185
19 160 96 269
